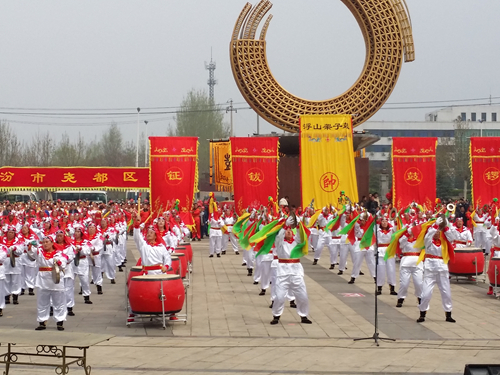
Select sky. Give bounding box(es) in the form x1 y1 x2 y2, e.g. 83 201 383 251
0 0 499 144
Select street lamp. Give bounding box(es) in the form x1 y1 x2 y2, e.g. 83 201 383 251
144 120 148 167
135 107 141 167
478 119 484 137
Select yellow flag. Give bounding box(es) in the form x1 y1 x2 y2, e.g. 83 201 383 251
300 115 358 210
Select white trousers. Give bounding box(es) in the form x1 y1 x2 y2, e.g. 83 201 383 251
75 272 91 297
352 250 376 278
0 279 5 309
22 265 37 290
270 267 294 302
398 266 423 299
209 236 222 255
5 274 22 295
309 233 318 251
260 260 272 290
102 254 116 280
253 254 262 282
226 233 239 252
37 288 67 323
272 274 309 317
475 232 487 250
376 256 396 287
64 278 75 308
326 243 340 265
244 250 255 269
313 233 329 260
339 244 352 271
418 269 452 312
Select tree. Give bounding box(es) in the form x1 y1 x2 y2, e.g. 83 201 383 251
173 89 229 174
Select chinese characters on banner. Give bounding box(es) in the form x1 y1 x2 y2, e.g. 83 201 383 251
230 137 279 215
209 141 233 192
149 137 199 222
300 115 358 210
470 137 500 209
0 167 149 190
392 137 437 209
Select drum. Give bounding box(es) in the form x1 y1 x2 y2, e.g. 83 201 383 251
127 266 143 285
173 252 187 278
449 247 484 276
167 255 180 276
128 274 185 314
136 258 142 266
487 257 500 286
175 244 193 264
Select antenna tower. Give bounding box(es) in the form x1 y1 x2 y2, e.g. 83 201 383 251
205 49 217 103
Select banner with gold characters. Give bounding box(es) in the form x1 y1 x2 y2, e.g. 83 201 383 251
300 114 358 210
392 137 437 209
470 137 500 209
231 137 279 215
0 167 149 191
209 140 233 192
149 136 199 215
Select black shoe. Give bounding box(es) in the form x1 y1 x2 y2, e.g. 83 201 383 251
376 286 382 295
389 285 398 296
253 281 259 285
12 294 19 305
222 251 226 255
5 296 10 304
270 316 280 325
312 259 318 265
289 300 297 308
84 296 93 305
329 264 335 270
90 280 94 284
417 311 426 323
209 255 214 258
0 309 3 317
301 316 312 324
35 322 46 331
348 277 355 284
97 285 103 295
247 269 253 276
269 301 274 308
337 270 343 275
359 271 364 275
235 251 239 255
259 289 266 296
396 298 404 308
57 321 64 331
50 307 53 316
241 262 246 266
118 266 123 272
217 254 221 258
67 307 75 316
20 289 25 296
445 311 456 323
111 279 116 284
78 288 83 295
29 288 35 296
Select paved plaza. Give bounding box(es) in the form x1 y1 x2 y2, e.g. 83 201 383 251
1 238 500 374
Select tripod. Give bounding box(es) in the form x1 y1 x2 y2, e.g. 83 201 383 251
354 222 395 346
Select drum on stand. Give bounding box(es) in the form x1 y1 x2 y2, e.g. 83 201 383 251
487 257 500 286
128 274 185 315
127 266 143 285
167 255 180 276
173 252 187 278
449 247 484 276
178 243 193 263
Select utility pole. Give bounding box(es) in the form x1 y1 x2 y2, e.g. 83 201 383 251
135 107 140 167
205 49 217 103
144 120 148 167
226 99 237 137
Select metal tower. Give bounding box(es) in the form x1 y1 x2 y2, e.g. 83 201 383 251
205 51 217 103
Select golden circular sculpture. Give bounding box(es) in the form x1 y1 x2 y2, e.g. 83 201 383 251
230 0 415 132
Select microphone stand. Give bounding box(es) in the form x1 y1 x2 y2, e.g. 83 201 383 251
354 220 395 346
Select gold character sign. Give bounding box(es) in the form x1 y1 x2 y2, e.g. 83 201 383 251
230 0 415 132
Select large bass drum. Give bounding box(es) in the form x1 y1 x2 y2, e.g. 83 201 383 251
173 252 187 278
128 274 185 315
488 257 500 286
448 247 484 276
167 255 180 276
178 243 193 263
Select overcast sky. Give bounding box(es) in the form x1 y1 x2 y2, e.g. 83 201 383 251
0 0 499 143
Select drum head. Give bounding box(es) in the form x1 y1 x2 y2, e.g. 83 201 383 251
52 263 61 284
131 274 181 281
170 255 179 260
130 266 143 272
174 252 185 257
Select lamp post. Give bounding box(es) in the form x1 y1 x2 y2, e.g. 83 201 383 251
135 107 141 167
478 119 484 137
144 120 148 167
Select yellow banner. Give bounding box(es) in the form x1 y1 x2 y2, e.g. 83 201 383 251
300 115 358 210
209 141 233 192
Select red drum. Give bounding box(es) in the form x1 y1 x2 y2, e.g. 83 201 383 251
173 252 187 278
487 257 500 286
136 258 142 266
167 255 180 276
128 274 185 314
448 247 484 276
127 266 143 285
176 245 193 264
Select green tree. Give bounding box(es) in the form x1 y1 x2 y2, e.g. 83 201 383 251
173 89 229 174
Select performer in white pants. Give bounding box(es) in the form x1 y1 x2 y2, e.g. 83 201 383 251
30 237 68 331
376 218 397 295
87 223 104 295
487 218 500 295
54 231 76 316
312 207 331 265
208 211 224 258
348 214 376 284
327 212 346 271
396 228 423 307
222 209 239 255
417 218 458 323
100 218 117 284
18 223 39 296
271 216 312 325
473 208 489 251
0 245 7 317
72 224 93 305
2 226 24 305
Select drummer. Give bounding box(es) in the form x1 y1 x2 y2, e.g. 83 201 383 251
453 217 473 248
133 213 172 275
28 236 68 331
487 217 500 295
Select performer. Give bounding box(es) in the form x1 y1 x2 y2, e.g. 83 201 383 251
87 222 104 295
453 217 473 248
100 217 117 284
29 236 68 331
348 213 376 284
376 217 397 295
18 223 38 296
54 230 77 316
473 207 489 252
337 208 351 275
222 207 239 255
417 217 458 323
312 207 332 265
191 202 202 241
270 216 311 325
487 217 500 295
396 227 423 307
72 224 93 305
2 226 24 305
208 209 224 258
0 244 7 316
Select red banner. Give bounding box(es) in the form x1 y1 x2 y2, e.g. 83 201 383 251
392 138 437 209
0 167 149 191
470 137 500 208
149 136 198 216
231 137 279 214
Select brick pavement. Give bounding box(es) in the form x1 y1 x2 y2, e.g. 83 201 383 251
2 238 500 374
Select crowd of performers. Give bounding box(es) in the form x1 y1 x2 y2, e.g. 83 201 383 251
0 199 192 330
207 194 500 325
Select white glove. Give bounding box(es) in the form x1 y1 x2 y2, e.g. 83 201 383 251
436 217 443 226
285 215 295 227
